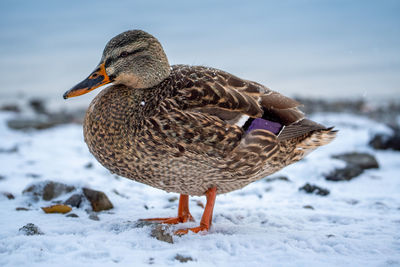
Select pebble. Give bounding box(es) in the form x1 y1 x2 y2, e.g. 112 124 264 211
83 188 113 212
19 223 44 236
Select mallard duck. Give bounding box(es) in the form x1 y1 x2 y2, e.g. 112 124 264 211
64 30 336 234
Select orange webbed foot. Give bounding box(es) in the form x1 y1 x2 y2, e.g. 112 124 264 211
139 194 194 224
139 214 194 224
174 225 209 235
174 187 217 236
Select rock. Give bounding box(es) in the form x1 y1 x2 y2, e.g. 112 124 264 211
42 182 75 201
29 99 47 114
7 118 56 130
303 205 314 210
0 175 5 180
0 145 18 153
134 220 156 228
369 130 400 151
168 196 178 202
84 162 93 169
7 109 86 130
299 183 330 196
83 188 113 212
150 225 173 244
332 152 379 169
265 175 291 182
66 213 79 218
88 213 100 221
64 193 83 208
174 254 194 263
0 104 20 113
16 207 30 211
22 181 75 201
325 152 378 181
19 223 44 236
325 164 364 181
1 192 15 199
148 257 155 265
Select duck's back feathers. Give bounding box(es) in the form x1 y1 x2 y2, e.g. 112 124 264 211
171 65 309 133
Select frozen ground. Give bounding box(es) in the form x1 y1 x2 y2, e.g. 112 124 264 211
0 111 399 267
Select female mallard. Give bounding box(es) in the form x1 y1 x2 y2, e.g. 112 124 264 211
64 30 336 234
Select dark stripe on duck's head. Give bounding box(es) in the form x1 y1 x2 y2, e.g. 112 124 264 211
245 118 282 135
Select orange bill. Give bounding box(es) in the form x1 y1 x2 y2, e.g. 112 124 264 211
63 62 111 99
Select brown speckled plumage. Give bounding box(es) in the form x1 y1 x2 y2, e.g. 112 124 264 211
83 63 336 196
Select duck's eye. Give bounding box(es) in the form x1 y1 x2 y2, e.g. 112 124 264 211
120 51 129 58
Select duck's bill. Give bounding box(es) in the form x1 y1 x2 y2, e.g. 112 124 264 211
63 63 111 99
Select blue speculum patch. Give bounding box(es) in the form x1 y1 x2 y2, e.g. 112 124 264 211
246 118 282 135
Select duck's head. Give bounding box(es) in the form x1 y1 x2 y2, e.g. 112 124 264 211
63 30 170 99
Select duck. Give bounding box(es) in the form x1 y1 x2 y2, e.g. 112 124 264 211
63 30 337 235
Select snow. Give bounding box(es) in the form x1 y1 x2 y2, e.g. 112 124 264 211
0 111 399 267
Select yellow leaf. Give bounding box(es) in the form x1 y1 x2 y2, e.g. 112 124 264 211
41 204 72 214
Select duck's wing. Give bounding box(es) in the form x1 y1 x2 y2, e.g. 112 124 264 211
171 65 306 125
151 65 332 162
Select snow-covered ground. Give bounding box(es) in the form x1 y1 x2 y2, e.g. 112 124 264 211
0 111 399 267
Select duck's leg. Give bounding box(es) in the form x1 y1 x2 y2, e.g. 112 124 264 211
175 187 217 235
140 194 194 224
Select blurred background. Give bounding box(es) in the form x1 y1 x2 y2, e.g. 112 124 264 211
1 0 399 110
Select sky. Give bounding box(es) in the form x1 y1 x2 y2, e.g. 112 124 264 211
0 0 399 107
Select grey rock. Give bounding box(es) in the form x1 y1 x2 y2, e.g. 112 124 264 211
83 188 113 212
369 130 400 151
7 117 56 130
7 109 86 130
1 192 15 200
64 193 83 208
0 145 18 153
174 254 194 263
134 220 156 228
150 224 173 244
332 152 379 169
0 104 20 113
29 99 47 114
42 182 75 201
84 162 93 169
89 213 100 221
325 164 364 181
22 181 75 201
303 205 314 210
299 183 330 196
66 213 79 218
19 223 44 236
148 257 155 265
168 196 178 202
16 207 30 211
